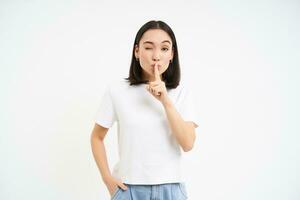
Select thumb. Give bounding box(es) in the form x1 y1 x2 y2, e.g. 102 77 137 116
145 85 149 91
118 182 128 190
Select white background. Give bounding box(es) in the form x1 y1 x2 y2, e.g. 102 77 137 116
1 0 299 199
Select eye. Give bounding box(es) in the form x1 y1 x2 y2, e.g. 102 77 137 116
162 47 169 51
145 47 152 50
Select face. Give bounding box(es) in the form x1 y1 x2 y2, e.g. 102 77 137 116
135 29 174 82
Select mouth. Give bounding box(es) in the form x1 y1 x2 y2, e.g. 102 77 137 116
151 64 161 68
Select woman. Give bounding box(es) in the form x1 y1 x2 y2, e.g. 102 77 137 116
90 20 200 200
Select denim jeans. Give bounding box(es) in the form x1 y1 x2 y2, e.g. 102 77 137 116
110 182 188 200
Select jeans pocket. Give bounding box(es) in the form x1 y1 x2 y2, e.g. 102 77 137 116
110 186 121 200
178 182 188 199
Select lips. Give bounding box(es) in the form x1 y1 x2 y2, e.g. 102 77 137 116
151 64 161 67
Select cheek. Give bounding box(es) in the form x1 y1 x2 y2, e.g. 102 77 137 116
163 53 172 61
140 50 151 59
162 57 171 66
161 64 169 73
139 55 151 70
140 53 152 66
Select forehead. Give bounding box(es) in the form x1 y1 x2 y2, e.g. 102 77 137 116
140 29 172 45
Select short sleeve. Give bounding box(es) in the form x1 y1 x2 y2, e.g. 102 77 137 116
179 87 200 128
94 85 117 128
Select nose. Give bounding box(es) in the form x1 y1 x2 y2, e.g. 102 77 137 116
152 50 160 62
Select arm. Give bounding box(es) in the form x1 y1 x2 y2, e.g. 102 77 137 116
90 123 112 181
146 64 197 152
162 99 197 152
90 123 128 195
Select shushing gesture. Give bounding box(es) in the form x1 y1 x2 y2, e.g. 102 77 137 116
145 63 169 104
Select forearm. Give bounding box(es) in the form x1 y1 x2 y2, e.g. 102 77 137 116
90 136 112 182
162 98 195 152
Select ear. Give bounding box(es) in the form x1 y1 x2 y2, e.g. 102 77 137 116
134 44 139 59
171 47 174 60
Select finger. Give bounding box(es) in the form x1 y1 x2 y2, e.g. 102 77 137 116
151 85 162 96
149 87 154 94
111 185 119 194
118 182 128 190
154 63 161 81
146 84 153 92
149 87 155 95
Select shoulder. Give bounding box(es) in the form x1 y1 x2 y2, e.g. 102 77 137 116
175 81 192 96
105 79 131 94
175 81 198 104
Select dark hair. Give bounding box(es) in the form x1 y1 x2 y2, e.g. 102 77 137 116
124 20 181 89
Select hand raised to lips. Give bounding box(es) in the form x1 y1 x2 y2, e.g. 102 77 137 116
145 63 170 105
153 63 161 82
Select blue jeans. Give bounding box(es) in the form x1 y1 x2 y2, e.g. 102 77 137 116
110 182 188 200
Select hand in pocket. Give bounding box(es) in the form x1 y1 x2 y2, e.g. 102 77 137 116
104 175 128 197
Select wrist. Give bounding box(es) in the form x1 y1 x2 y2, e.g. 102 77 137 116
162 97 173 107
102 173 113 183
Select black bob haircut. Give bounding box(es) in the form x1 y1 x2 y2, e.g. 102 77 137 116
124 20 181 89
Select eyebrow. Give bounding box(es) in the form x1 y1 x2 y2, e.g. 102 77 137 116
143 40 171 45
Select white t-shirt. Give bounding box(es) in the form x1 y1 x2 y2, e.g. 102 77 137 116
94 79 200 185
